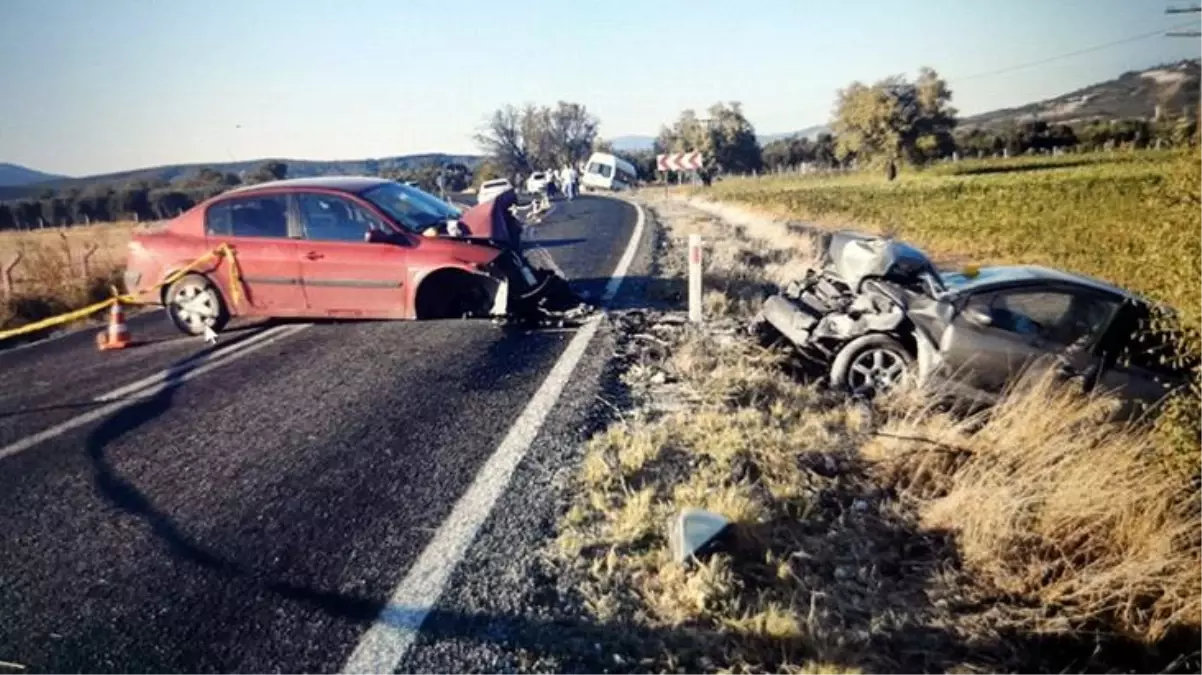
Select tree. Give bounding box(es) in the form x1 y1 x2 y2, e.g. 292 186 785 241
832 67 957 171
658 102 762 177
0 203 13 231
475 102 599 176
247 160 288 184
476 105 534 175
470 159 504 189
441 162 471 191
547 101 600 167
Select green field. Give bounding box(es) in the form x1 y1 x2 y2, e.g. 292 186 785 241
695 150 1201 328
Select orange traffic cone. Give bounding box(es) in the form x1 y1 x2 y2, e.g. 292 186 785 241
96 299 132 351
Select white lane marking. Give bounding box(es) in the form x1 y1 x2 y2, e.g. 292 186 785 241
94 323 297 402
0 324 310 462
341 198 645 674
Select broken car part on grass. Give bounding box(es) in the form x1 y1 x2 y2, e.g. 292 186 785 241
753 231 1190 409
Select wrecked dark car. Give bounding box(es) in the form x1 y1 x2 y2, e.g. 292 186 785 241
753 231 1193 408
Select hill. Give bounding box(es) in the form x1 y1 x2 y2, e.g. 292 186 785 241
0 153 483 200
963 59 1201 130
0 163 68 187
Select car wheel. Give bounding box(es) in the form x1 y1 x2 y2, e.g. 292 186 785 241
829 334 913 396
166 274 229 336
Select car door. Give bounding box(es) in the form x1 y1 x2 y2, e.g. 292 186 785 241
295 191 410 318
204 193 307 314
937 287 1118 394
1091 301 1186 414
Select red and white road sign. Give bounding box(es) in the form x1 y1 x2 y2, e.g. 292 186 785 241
656 151 704 172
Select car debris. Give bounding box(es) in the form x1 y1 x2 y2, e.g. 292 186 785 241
753 231 1192 409
668 508 734 564
437 188 594 326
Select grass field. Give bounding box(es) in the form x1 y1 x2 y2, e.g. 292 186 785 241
0 222 136 334
552 191 1200 673
694 149 1202 460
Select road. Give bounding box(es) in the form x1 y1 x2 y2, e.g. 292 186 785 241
0 195 644 673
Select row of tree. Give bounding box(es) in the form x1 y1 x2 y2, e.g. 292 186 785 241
0 158 480 230
627 68 1198 178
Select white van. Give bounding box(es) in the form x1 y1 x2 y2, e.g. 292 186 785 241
581 152 638 192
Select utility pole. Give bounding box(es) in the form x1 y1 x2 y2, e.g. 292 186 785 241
1168 4 1202 142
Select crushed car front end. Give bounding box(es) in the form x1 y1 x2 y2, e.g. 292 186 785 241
755 232 950 388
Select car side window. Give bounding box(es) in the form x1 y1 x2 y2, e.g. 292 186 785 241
985 290 1117 347
297 193 383 242
205 195 289 238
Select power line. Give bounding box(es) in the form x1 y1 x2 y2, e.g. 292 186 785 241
950 21 1200 83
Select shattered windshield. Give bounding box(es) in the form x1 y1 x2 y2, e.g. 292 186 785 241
361 182 461 232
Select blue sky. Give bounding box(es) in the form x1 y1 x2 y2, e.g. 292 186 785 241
0 0 1197 176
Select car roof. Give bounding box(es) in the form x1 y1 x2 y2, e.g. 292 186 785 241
223 175 392 196
943 265 1136 300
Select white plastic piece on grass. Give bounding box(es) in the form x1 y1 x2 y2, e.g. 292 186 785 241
669 508 732 564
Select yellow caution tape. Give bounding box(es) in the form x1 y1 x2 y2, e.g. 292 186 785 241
0 243 246 342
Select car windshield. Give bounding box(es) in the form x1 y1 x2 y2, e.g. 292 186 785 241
360 182 461 232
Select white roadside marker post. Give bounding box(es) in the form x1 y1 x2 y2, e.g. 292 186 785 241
688 234 703 324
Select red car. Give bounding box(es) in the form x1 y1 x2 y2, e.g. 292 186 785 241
125 176 534 335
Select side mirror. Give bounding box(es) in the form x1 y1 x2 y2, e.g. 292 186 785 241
962 305 993 327
365 228 389 244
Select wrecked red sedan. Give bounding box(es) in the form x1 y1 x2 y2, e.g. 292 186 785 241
124 176 581 335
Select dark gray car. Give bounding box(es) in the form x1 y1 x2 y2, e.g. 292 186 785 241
754 231 1192 410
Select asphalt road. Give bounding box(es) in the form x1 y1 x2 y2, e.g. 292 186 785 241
0 195 640 673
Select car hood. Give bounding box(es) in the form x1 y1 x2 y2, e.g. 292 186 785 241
822 231 940 291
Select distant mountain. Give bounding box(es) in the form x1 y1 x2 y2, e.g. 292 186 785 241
0 163 68 187
963 59 1201 130
610 135 657 152
0 153 483 199
757 125 830 144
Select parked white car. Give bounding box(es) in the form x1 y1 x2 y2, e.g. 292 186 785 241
525 171 550 193
477 178 514 204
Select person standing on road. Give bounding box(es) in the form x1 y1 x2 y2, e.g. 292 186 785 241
435 169 447 201
561 164 578 201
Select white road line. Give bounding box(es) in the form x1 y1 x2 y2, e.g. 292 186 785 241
94 323 297 402
341 198 646 674
0 324 310 462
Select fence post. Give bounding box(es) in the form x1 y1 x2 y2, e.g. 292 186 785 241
688 234 703 324
81 242 99 279
58 231 73 275
2 253 22 299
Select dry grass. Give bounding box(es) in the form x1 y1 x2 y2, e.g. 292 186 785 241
551 193 1201 673
0 221 137 333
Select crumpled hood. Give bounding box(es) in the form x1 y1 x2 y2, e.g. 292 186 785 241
457 190 520 245
822 231 938 291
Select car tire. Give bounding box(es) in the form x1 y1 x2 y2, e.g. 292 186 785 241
829 333 914 396
165 274 230 336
